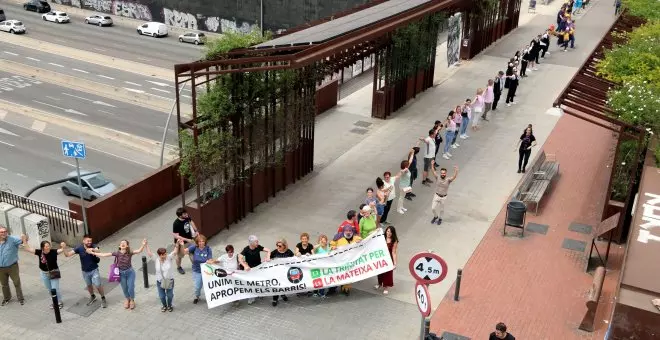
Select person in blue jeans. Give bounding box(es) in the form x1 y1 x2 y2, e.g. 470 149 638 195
21 236 64 309
442 112 457 160
88 239 146 310
180 235 212 304
146 242 179 312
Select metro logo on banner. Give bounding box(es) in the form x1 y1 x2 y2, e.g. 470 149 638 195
201 229 393 308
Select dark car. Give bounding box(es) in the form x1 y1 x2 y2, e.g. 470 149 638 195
0 9 7 22
23 0 50 13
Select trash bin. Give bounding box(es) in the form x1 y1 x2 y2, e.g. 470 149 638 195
504 199 527 236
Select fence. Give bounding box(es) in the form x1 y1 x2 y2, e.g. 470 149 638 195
0 190 83 243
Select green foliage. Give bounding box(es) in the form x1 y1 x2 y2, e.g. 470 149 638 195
607 79 660 133
611 140 641 201
622 0 660 21
204 28 273 60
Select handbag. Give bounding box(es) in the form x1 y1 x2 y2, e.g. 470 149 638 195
159 257 173 290
43 253 61 280
108 256 121 283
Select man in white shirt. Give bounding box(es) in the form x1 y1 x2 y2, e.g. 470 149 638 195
420 129 437 185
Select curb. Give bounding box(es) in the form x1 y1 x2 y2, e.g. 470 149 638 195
0 98 177 158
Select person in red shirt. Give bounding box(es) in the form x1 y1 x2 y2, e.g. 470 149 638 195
337 210 360 236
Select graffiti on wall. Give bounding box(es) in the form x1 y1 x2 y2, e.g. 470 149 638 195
112 1 152 21
163 8 197 30
37 220 50 239
446 13 462 67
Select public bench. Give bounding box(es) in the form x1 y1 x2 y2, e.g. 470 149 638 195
579 266 606 332
514 151 560 215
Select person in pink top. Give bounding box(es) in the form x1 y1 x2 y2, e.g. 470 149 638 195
471 89 485 132
483 81 494 120
451 108 462 149
442 112 456 160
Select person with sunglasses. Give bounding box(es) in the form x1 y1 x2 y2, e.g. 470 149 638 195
269 238 294 306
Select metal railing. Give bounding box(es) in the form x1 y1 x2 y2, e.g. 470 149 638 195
0 190 82 237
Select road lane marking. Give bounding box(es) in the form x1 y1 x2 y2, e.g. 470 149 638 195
146 80 170 87
150 87 169 94
149 94 171 101
98 109 115 115
181 94 191 99
124 87 145 94
3 51 19 56
31 120 46 132
48 62 64 68
61 161 76 167
61 93 116 107
137 57 152 62
32 100 88 116
46 96 60 101
0 140 15 147
62 92 91 101
0 127 20 137
72 68 89 74
0 167 7 171
16 173 27 178
124 81 142 87
98 75 115 80
93 47 107 52
26 57 41 62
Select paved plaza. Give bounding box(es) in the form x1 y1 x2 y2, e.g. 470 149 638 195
0 0 619 339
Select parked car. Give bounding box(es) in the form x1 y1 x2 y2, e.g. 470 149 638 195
42 11 70 23
0 8 7 22
61 171 116 201
84 14 113 26
23 0 50 13
137 22 167 37
0 20 26 34
178 32 206 45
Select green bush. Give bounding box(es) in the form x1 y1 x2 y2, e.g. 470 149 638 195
204 28 272 60
622 0 660 21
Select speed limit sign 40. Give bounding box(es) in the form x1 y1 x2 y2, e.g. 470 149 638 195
409 252 448 285
415 282 431 317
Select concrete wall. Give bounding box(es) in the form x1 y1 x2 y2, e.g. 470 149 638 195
50 0 372 33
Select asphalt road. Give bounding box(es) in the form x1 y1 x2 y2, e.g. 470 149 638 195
0 120 152 208
1 43 194 103
0 3 204 68
0 70 177 141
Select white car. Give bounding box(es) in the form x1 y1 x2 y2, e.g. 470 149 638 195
137 22 167 37
42 11 70 23
0 20 26 34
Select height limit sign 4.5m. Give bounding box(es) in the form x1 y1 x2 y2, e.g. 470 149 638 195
409 252 448 285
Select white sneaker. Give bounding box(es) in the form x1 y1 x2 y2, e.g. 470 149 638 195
402 207 407 212
512 101 517 105
442 153 450 160
463 134 469 138
398 209 405 214
546 52 551 55
455 142 460 147
451 144 458 149
459 134 467 139
446 152 452 157
533 67 538 71
506 103 511 107
528 68 533 72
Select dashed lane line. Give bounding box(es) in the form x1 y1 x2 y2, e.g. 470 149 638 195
48 62 64 68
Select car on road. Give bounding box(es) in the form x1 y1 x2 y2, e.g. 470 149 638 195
23 0 50 13
137 22 167 37
61 171 116 201
178 32 206 45
84 14 113 27
0 20 26 34
42 11 70 23
0 8 7 22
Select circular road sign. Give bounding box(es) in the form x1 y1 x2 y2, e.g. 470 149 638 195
415 282 431 317
409 252 448 285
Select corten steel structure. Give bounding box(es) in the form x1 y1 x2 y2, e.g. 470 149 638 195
173 0 521 234
460 0 522 59
553 10 647 245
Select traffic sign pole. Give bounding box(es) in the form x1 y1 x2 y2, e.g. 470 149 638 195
410 251 448 340
75 158 88 235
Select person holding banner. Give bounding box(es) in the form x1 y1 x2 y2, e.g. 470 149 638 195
270 238 294 306
359 205 378 239
330 225 362 296
238 235 271 305
375 226 398 295
178 235 212 305
313 235 331 298
209 245 240 306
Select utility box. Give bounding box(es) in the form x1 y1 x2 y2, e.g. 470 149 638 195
0 202 15 233
7 208 30 236
23 213 51 250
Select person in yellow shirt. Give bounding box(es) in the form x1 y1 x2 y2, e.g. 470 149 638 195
329 225 362 296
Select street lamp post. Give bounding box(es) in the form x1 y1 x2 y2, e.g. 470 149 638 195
160 84 186 167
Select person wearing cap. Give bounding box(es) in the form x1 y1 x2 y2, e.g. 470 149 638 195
330 225 362 296
337 210 360 236
238 235 271 305
359 205 378 239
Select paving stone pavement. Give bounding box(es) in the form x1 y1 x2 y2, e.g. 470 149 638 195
0 1 617 339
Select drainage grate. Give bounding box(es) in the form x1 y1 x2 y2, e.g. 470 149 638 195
350 127 369 135
354 120 372 128
440 331 471 340
568 222 593 235
526 222 549 235
562 238 586 252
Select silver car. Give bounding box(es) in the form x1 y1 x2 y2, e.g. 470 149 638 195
84 14 112 26
0 20 26 34
178 32 206 45
61 171 116 201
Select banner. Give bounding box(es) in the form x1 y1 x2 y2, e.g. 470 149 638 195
447 13 462 67
201 229 393 308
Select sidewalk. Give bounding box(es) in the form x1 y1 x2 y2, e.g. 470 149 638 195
0 1 618 339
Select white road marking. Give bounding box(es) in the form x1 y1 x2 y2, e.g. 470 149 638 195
124 81 142 87
137 57 151 62
98 75 115 80
61 161 76 167
0 127 20 137
48 62 64 68
150 87 169 94
72 68 89 74
33 100 65 111
16 173 27 178
93 47 106 52
3 51 19 56
45 96 60 101
149 94 171 101
146 80 170 87
0 167 7 171
54 39 66 43
124 87 145 94
26 57 41 62
31 120 46 133
32 100 87 116
61 93 116 107
181 94 191 99
98 109 115 115
62 92 91 101
0 140 15 147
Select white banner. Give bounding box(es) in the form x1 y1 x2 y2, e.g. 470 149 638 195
201 229 393 308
